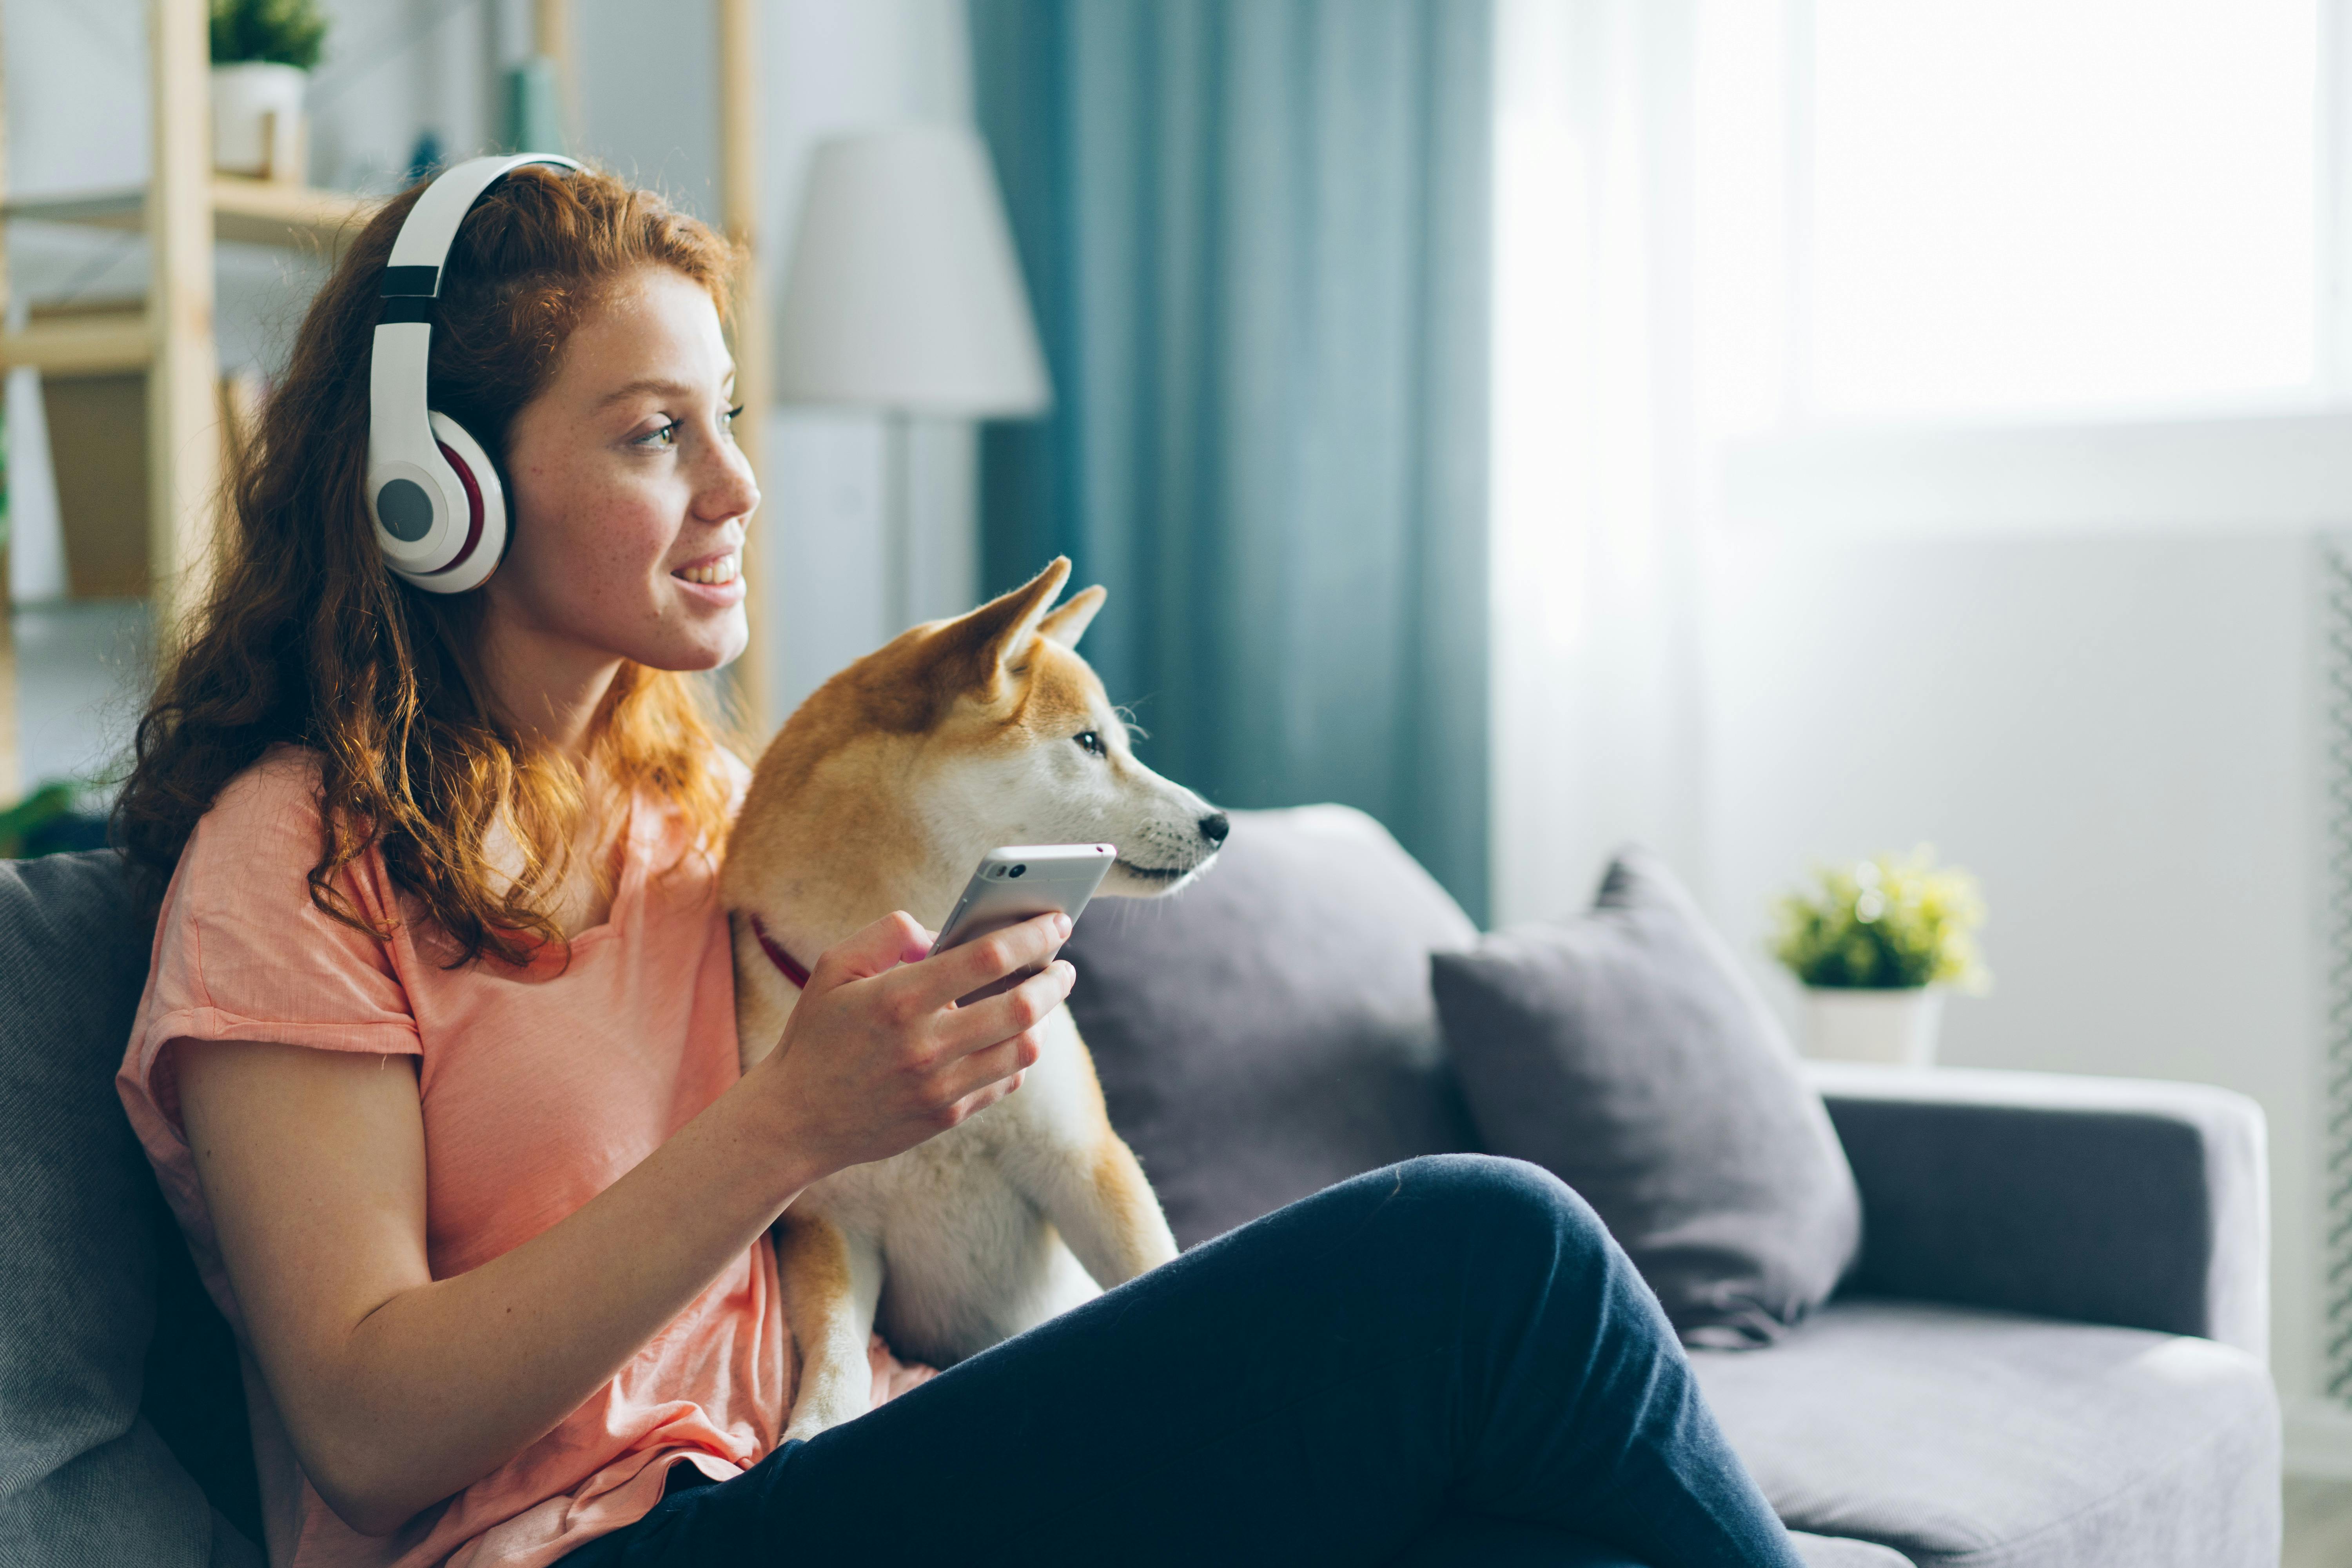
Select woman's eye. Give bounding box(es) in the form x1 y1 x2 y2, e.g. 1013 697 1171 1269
1074 730 1105 757
634 420 680 448
723 404 744 425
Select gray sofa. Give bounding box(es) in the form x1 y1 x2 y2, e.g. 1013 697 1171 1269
0 810 2279 1567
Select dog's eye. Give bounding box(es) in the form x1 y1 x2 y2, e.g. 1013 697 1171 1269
1074 730 1105 757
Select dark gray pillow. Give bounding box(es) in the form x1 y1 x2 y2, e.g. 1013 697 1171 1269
1432 847 1860 1347
1065 805 1482 1247
0 849 262 1567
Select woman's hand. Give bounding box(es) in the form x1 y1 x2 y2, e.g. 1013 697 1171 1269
746 910 1075 1182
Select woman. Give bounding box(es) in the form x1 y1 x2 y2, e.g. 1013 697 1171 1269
114 164 1803 1568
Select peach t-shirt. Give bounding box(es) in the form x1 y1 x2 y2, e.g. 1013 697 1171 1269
117 747 788 1568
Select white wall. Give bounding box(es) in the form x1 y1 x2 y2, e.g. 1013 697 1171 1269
1698 523 2325 1408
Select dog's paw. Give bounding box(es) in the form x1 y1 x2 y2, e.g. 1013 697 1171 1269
780 1414 833 1444
781 1382 869 1444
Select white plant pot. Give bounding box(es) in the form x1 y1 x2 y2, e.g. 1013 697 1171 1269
1802 986 1944 1067
211 62 309 180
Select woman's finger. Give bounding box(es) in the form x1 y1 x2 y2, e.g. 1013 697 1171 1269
895 911 1070 1013
802 911 934 993
935 1028 1042 1111
938 1066 1023 1129
934 962 1072 1056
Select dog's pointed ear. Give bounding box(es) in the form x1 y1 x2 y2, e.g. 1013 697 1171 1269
930 557 1073 696
1037 585 1105 649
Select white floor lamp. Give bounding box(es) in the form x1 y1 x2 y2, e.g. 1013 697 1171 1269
774 125 1053 635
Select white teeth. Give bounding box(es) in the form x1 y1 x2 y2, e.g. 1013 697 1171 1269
676 554 741 586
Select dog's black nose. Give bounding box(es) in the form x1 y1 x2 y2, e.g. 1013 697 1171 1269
1199 812 1230 847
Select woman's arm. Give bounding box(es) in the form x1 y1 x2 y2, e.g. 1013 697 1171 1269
177 909 1072 1536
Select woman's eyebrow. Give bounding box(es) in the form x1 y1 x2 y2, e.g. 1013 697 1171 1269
595 369 737 410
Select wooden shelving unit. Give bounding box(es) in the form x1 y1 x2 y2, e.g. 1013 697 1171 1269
4 176 375 250
0 0 775 799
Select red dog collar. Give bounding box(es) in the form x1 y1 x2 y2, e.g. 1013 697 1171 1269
750 915 810 990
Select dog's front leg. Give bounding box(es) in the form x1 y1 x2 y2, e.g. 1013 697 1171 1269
1016 1131 1179 1290
776 1210 884 1442
1003 1020 1180 1289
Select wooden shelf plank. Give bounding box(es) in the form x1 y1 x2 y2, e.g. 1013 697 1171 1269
0 316 151 375
211 177 377 251
3 177 376 254
2 187 144 228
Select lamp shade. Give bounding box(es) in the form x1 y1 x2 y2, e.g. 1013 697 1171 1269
774 125 1051 417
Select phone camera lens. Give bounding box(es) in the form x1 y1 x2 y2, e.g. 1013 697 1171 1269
1009 864 1027 878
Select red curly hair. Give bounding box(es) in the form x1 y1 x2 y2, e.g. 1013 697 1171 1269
115 163 744 967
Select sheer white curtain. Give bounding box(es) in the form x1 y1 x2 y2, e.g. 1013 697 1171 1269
1488 0 1710 926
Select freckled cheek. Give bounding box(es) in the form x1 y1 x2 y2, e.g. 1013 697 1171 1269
595 514 682 616
520 485 670 600
515 474 597 562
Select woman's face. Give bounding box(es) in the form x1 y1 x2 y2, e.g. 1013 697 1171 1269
487 265 757 684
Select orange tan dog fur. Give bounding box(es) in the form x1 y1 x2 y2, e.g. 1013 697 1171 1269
720 559 1221 1441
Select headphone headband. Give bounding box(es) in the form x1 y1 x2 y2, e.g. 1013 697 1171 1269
365 154 583 592
385 153 583 282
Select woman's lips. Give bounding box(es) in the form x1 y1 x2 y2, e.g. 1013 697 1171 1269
673 553 741 586
671 551 746 606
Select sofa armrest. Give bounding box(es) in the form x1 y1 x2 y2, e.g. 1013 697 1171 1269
1808 1062 2269 1361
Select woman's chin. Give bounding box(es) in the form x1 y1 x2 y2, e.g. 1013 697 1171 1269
634 610 749 675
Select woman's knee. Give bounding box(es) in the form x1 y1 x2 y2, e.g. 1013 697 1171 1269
1390 1154 1612 1259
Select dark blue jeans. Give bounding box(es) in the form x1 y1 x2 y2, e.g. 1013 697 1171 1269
555 1156 1801 1568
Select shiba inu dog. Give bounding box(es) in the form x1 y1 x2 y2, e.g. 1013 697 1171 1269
721 558 1223 1441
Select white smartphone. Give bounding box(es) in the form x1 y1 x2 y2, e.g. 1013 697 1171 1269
927 843 1116 1004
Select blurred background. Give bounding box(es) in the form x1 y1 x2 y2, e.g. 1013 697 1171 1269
6 0 2350 1484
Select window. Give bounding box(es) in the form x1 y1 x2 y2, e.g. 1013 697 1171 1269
1806 0 2319 420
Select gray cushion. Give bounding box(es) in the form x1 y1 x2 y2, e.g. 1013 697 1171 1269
1063 805 1481 1246
1431 847 1860 1347
1691 1299 2281 1568
0 850 261 1568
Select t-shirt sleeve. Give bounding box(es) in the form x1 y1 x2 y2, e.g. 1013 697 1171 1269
130 753 421 1137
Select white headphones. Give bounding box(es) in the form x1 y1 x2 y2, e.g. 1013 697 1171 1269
366 153 582 593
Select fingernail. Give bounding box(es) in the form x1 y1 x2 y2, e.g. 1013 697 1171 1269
1055 913 1074 938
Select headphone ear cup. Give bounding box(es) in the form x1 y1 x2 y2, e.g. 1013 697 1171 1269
396 413 508 594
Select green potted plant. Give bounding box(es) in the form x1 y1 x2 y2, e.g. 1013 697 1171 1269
1769 846 1987 1067
209 0 328 182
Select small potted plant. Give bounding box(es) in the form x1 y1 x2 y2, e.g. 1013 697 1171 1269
1769 846 1987 1067
210 0 328 182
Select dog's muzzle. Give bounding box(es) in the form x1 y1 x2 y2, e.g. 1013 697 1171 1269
1115 813 1229 883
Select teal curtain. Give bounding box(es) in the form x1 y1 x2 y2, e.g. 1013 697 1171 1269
971 0 1494 921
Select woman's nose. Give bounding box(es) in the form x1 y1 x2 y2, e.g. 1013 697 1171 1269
697 433 761 523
